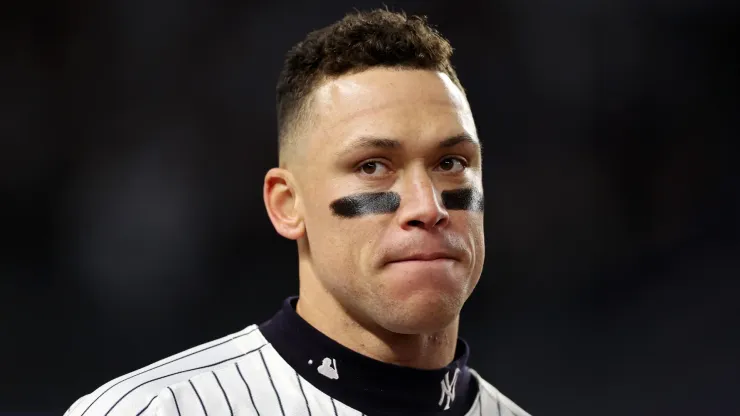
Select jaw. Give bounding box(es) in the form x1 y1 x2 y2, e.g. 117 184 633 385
295 240 467 368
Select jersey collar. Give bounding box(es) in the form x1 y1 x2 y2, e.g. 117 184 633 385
259 296 478 416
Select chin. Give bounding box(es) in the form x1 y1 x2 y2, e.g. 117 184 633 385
377 292 462 335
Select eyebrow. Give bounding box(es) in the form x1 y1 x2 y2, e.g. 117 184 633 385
438 134 481 150
337 133 481 157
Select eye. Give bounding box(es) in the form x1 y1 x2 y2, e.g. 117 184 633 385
435 157 467 173
357 160 391 177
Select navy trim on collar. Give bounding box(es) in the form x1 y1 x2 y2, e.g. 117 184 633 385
259 297 478 416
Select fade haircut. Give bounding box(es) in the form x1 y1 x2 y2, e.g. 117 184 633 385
275 8 463 163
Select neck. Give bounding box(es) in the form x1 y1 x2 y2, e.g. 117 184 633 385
296 261 460 370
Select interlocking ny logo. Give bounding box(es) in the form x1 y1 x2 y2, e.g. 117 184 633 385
439 368 461 410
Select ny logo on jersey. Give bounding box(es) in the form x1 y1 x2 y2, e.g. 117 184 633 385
439 368 461 410
318 357 339 380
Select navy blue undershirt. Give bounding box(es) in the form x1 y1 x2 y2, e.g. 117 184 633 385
259 297 479 416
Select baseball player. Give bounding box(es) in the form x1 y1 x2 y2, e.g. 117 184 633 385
65 8 532 416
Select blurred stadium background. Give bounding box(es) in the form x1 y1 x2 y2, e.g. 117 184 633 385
2 0 738 414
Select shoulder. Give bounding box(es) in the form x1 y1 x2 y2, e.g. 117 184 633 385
469 368 533 416
64 325 266 416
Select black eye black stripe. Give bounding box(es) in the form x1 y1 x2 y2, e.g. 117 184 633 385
330 188 483 218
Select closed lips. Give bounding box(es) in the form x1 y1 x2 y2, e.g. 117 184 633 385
388 252 456 263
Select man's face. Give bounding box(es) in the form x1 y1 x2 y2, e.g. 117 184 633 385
295 68 484 334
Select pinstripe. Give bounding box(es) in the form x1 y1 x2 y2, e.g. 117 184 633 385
212 371 233 416
259 349 286 416
497 397 502 416
166 386 181 416
330 398 338 416
103 356 237 415
104 343 265 415
135 395 156 416
296 372 312 416
81 328 257 416
189 380 207 415
478 391 483 416
235 361 260 416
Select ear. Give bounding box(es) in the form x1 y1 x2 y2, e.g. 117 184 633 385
263 167 305 240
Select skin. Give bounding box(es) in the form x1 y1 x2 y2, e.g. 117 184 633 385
263 68 484 369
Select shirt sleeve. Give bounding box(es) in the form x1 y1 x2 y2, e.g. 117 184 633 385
63 394 89 416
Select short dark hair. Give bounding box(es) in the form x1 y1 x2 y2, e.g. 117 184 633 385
275 8 462 160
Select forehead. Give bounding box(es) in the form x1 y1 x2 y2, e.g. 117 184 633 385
305 68 476 150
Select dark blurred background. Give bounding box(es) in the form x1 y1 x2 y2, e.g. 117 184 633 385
2 0 738 415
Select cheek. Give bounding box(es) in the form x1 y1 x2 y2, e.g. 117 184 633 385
451 212 485 258
471 219 486 276
305 206 381 268
451 211 484 233
471 216 486 254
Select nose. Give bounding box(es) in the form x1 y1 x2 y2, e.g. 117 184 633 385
396 169 450 230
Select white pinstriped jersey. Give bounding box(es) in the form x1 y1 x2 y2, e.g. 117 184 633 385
65 325 531 416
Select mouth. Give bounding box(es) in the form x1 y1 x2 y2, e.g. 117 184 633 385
387 252 457 264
